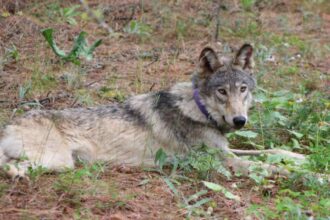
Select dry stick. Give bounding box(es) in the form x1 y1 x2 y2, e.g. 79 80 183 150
17 93 71 107
149 83 156 91
84 76 107 87
230 148 306 160
0 208 61 215
214 0 222 42
79 0 114 34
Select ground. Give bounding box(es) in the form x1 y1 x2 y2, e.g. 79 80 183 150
0 0 329 219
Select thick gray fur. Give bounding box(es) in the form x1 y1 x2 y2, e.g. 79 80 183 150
0 44 304 180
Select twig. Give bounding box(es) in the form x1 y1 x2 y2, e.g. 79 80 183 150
143 57 159 68
10 108 17 120
0 208 61 215
149 83 156 91
16 93 71 108
70 97 79 107
0 82 6 89
84 77 107 87
214 0 221 42
230 148 306 160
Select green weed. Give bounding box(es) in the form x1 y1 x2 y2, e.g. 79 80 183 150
248 172 330 219
154 146 237 218
180 146 231 179
53 162 110 207
75 89 94 106
98 86 126 102
17 70 57 103
276 65 299 76
61 67 86 89
223 19 260 38
231 85 329 218
18 80 32 100
241 0 256 11
287 36 308 52
5 44 20 62
43 3 81 25
176 19 188 39
203 181 240 201
59 5 81 25
0 110 11 127
124 20 152 40
31 71 58 93
42 28 102 65
27 166 49 182
230 89 329 169
162 176 214 218
155 145 231 179
0 182 9 197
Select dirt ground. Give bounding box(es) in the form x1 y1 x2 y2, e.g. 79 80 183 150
0 0 329 219
0 166 276 220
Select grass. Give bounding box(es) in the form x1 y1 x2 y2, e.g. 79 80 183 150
98 86 126 102
154 147 233 218
74 89 94 106
0 0 329 219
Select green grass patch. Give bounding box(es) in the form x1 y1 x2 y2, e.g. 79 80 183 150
31 71 58 93
98 86 126 102
75 89 94 106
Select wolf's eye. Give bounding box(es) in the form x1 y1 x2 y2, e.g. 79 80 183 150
240 86 247 93
218 89 227 95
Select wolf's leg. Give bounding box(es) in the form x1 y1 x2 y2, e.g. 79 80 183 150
207 144 290 176
0 148 28 181
230 149 305 160
1 150 75 181
0 123 75 181
225 156 330 181
223 156 289 176
3 161 31 181
201 131 289 177
1 149 75 181
0 131 28 180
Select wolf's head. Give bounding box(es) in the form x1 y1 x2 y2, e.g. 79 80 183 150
193 44 256 130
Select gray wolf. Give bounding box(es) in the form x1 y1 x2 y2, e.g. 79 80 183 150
0 44 304 180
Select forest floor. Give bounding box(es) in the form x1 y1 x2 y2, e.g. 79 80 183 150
0 0 329 219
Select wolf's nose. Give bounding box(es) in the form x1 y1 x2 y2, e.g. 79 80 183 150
233 116 246 128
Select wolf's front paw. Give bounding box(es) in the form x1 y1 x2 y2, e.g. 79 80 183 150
4 163 29 182
13 173 30 183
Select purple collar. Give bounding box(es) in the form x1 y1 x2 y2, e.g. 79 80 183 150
193 88 218 127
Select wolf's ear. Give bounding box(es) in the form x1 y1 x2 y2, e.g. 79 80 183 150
199 47 222 77
233 44 254 70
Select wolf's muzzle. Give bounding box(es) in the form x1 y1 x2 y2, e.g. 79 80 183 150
233 116 246 129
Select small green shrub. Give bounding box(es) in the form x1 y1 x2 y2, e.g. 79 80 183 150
155 145 231 180
98 87 126 102
5 44 20 61
59 5 81 25
229 88 329 176
241 0 256 11
42 28 102 65
44 3 81 25
124 20 152 39
155 146 236 219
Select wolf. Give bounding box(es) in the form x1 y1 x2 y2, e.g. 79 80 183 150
0 44 304 180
